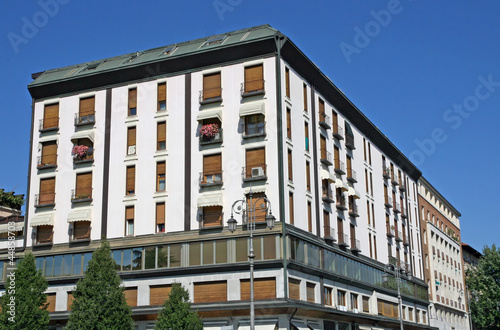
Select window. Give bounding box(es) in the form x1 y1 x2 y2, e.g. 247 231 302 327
150 285 171 306
289 192 294 225
369 172 373 196
78 96 95 125
287 149 293 181
39 141 57 167
318 98 326 123
303 83 308 111
368 142 372 165
369 233 373 258
127 127 136 155
306 282 315 303
125 206 134 236
241 278 276 300
363 138 367 161
128 88 137 116
126 166 135 195
157 122 166 150
337 290 346 306
362 296 370 313
304 122 309 151
247 192 267 223
42 103 59 130
73 221 90 241
202 206 223 227
337 217 343 243
37 177 55 206
350 293 358 310
306 161 311 191
346 155 353 179
157 82 166 111
324 287 332 306
372 203 375 228
194 281 227 303
285 67 290 98
374 235 377 259
367 200 371 226
156 203 165 233
74 172 92 201
244 114 265 136
332 110 338 135
36 225 53 244
156 161 166 191
243 64 264 94
201 153 222 185
350 223 356 249
202 72 221 102
244 148 266 180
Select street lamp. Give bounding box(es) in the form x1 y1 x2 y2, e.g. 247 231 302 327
227 188 275 330
383 261 405 330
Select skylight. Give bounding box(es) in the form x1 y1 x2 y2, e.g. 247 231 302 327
161 45 177 56
203 35 227 47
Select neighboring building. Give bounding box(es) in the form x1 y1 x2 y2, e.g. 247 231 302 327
461 243 481 270
10 25 434 329
418 177 469 330
0 190 25 255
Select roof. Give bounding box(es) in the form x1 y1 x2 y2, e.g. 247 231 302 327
419 177 461 217
461 243 482 258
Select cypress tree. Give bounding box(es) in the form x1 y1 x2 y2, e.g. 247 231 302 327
155 283 203 330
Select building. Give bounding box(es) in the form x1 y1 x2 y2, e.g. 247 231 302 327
0 190 25 254
418 177 469 329
461 243 481 270
10 25 437 329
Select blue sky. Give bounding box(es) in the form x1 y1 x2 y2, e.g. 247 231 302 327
1 0 498 251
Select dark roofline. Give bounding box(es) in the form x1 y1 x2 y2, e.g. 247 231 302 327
419 177 461 217
461 243 482 258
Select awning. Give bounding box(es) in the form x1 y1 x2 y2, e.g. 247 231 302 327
238 323 278 330
348 187 361 199
244 185 267 194
0 222 24 234
197 192 223 207
67 208 92 223
290 320 308 330
335 178 348 191
71 130 95 143
196 107 222 121
320 169 335 183
239 101 265 116
30 213 54 227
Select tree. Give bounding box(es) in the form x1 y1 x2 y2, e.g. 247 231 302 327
0 253 49 329
466 244 500 329
155 283 203 330
66 240 134 330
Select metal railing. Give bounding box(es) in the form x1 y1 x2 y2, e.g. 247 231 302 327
386 226 395 238
71 189 93 202
336 195 347 210
241 79 265 96
34 193 55 207
324 226 335 241
319 112 330 129
242 164 267 181
345 135 355 149
199 128 223 145
39 118 59 131
37 156 57 168
242 122 266 138
199 88 223 103
322 187 334 202
351 238 361 252
349 203 359 217
320 149 333 166
73 147 94 163
74 113 95 126
347 168 357 182
391 173 399 186
333 125 344 139
382 166 391 179
199 171 223 186
384 196 393 208
394 202 401 213
339 233 349 247
396 231 403 242
334 160 345 175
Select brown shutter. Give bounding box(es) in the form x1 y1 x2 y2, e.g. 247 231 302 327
74 221 90 239
347 155 352 176
244 64 263 92
248 192 266 223
306 161 311 191
285 67 290 97
44 103 59 129
289 193 294 225
286 108 292 138
127 127 136 147
245 148 265 177
334 146 340 168
157 83 166 111
157 161 166 191
79 96 95 117
76 172 92 197
319 98 325 115
41 141 57 165
37 225 53 243
320 136 326 159
287 150 293 181
124 287 137 307
128 88 137 114
203 206 222 227
157 162 166 176
303 84 307 111
39 177 55 204
323 210 329 233
46 293 56 312
332 111 338 130
67 292 74 311
193 281 227 303
288 278 300 300
125 206 134 220
150 285 172 306
306 282 315 303
203 73 221 100
240 278 276 300
156 203 165 225
157 122 166 149
126 166 135 195
203 154 222 174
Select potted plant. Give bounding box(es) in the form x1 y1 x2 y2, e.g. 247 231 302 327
199 123 219 141
72 145 90 161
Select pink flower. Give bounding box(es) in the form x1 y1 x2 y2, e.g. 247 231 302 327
199 123 219 139
72 145 89 159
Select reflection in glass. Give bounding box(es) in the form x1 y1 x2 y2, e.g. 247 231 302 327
112 250 122 271
132 248 142 271
44 256 53 277
53 255 62 277
145 246 156 269
203 241 214 265
158 245 168 268
216 240 227 264
62 254 72 276
236 237 247 262
122 249 132 271
83 253 92 272
73 254 82 275
190 242 201 266
263 235 276 260
170 244 181 268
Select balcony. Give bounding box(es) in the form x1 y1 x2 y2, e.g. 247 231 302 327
348 203 359 218
351 238 361 253
37 156 57 170
393 202 401 214
347 168 357 183
401 205 407 219
199 88 223 104
403 236 410 247
319 112 331 129
336 195 347 211
200 211 224 229
391 174 399 186
241 79 265 97
39 119 59 132
332 125 344 140
242 122 266 139
320 149 333 166
322 187 334 203
400 261 410 273
399 179 406 192
384 197 393 208
388 256 398 267
34 193 55 208
334 160 345 175
396 231 403 242
382 166 391 179
199 171 223 187
345 135 355 150
199 128 223 145
386 226 395 238
73 147 94 165
74 113 95 126
324 226 336 243
242 164 267 182
338 233 349 248
71 189 93 203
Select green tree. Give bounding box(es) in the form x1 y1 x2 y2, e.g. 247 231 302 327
66 240 134 330
0 253 49 329
155 283 203 330
466 244 500 329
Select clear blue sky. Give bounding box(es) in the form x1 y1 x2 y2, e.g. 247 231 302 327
1 0 498 252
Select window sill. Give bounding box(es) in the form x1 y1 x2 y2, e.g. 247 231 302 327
242 132 266 140
74 121 95 128
69 238 91 244
154 150 168 158
37 164 57 170
71 198 93 204
200 97 222 105
241 90 265 98
123 195 137 202
39 127 59 134
34 203 55 209
199 225 224 231
125 116 139 124
33 242 53 248
125 154 138 161
154 191 168 198
155 110 168 118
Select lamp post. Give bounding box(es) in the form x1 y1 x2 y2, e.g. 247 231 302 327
227 188 275 330
383 260 405 330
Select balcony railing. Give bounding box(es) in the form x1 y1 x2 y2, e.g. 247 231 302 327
386 226 395 238
199 171 223 186
322 187 334 203
34 193 55 208
348 203 359 217
200 128 223 145
37 156 57 169
39 119 59 132
242 122 266 138
71 189 93 203
347 168 357 183
319 112 331 129
73 147 94 164
351 238 361 252
403 236 410 247
338 233 349 248
396 231 403 242
336 195 347 211
200 211 224 228
333 125 344 140
345 135 355 150
384 196 393 208
399 178 406 191
324 226 335 242
388 256 398 267
241 79 265 97
382 166 391 179
242 164 267 182
199 88 223 104
334 160 345 175
74 113 95 126
320 149 333 166
401 205 407 219
391 174 399 186
393 202 401 213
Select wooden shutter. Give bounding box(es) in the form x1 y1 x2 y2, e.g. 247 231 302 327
126 166 135 195
157 161 166 191
289 193 294 225
248 192 266 223
350 224 356 247
347 155 352 176
287 150 293 181
76 172 92 197
303 84 307 111
128 88 137 115
306 161 311 191
124 287 137 307
44 103 59 129
203 206 222 227
240 278 276 300
203 154 221 174
289 278 300 300
67 292 74 311
41 141 57 165
79 96 95 117
157 122 166 149
319 98 325 115
362 296 370 312
334 146 340 168
323 210 328 233
157 82 166 111
203 72 221 100
46 293 56 312
306 282 315 303
285 67 290 97
320 136 326 159
193 281 227 303
156 203 165 225
127 127 136 147
244 64 263 92
332 111 338 131
383 300 392 317
74 221 90 239
126 206 134 220
150 285 171 306
39 177 55 204
37 225 53 244
245 148 265 177
337 217 343 238
286 108 291 138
